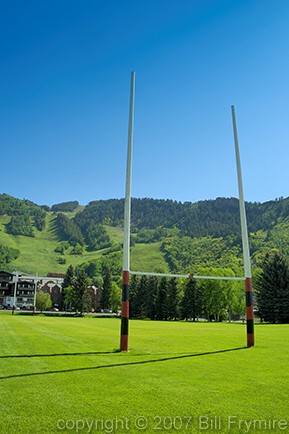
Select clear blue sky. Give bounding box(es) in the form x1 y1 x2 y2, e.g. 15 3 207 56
1 0 289 206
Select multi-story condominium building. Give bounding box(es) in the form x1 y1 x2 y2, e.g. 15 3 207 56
0 271 36 309
16 280 36 309
0 271 15 308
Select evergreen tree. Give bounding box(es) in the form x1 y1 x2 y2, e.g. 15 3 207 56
100 265 112 310
82 287 93 314
255 251 289 323
132 275 148 318
166 277 179 320
144 276 158 320
180 278 203 321
72 268 91 315
155 277 168 320
62 265 75 309
62 265 75 288
129 274 139 318
63 286 74 311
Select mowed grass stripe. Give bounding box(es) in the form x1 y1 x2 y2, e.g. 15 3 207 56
0 314 288 433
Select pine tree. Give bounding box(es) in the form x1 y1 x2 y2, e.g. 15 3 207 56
72 268 91 315
133 275 148 318
166 277 179 320
180 278 203 321
63 286 74 312
63 265 75 288
144 276 158 320
129 274 139 318
155 277 168 320
256 251 289 323
62 265 75 309
82 287 93 314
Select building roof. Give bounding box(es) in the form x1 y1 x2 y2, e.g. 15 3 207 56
47 273 65 278
0 271 15 277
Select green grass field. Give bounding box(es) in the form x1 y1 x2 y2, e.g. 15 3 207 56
0 314 288 434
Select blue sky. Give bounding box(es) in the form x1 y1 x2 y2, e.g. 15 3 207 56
1 0 289 206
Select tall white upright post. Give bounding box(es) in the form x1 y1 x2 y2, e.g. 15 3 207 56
120 71 135 351
231 105 254 347
33 273 38 315
12 271 18 308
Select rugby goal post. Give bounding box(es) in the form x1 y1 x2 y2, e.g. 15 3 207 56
120 72 254 351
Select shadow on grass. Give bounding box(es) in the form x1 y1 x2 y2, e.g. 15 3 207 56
0 347 247 381
0 351 118 359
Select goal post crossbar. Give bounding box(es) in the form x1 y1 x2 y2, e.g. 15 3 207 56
130 270 245 281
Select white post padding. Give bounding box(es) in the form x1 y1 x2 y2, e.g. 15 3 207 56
231 105 252 279
123 72 135 272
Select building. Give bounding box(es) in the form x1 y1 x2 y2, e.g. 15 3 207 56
0 270 102 312
0 271 16 308
0 271 36 309
16 279 36 309
40 281 62 308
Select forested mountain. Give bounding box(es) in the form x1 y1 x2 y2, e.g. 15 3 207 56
74 196 288 238
1 193 289 276
2 193 286 242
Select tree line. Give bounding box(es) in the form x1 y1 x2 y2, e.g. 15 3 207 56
39 249 289 325
51 201 79 212
73 196 289 239
60 264 121 315
52 264 245 322
130 268 244 322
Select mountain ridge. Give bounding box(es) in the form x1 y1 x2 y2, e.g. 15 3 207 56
0 193 288 276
